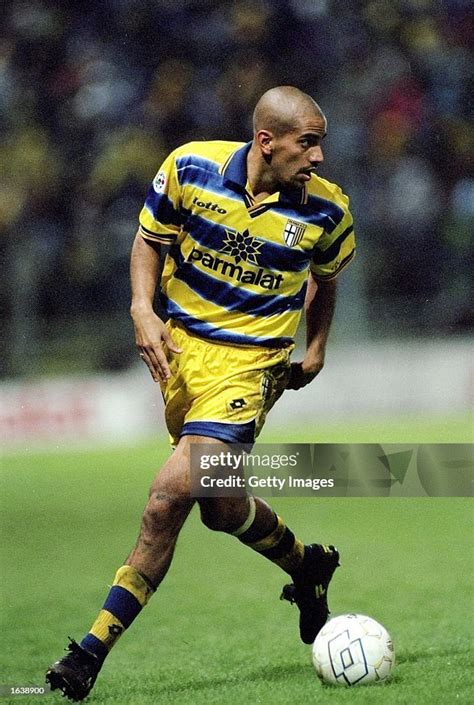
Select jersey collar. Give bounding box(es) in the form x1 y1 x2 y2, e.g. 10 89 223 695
221 142 251 193
221 141 308 206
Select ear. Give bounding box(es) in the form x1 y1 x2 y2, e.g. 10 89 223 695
255 129 273 156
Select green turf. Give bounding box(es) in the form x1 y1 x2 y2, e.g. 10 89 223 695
1 416 473 704
258 411 473 444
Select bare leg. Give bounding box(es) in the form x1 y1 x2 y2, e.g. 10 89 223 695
126 436 194 585
199 495 279 536
199 493 305 576
126 435 231 586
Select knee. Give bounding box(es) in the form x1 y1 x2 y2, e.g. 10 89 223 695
143 487 191 535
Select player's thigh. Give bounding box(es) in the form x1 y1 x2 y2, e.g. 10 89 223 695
148 434 230 498
162 323 292 444
183 352 292 441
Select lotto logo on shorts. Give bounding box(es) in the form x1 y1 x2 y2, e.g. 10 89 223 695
228 398 247 411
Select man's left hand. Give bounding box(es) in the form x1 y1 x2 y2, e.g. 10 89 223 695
286 355 324 390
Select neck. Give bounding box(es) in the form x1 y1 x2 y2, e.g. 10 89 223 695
247 142 279 199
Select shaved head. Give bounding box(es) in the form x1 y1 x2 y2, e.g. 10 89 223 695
248 85 327 194
253 86 325 136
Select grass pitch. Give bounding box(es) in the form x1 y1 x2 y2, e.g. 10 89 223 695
1 414 473 704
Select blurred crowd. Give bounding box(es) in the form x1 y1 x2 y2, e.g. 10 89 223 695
1 0 472 376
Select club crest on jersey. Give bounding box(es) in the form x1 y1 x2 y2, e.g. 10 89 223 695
283 219 306 247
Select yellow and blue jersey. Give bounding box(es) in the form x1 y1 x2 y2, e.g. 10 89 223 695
139 140 355 348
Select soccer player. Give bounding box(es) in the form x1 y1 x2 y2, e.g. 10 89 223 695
46 86 355 701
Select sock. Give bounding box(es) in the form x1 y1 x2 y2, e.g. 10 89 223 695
232 497 305 575
80 565 155 664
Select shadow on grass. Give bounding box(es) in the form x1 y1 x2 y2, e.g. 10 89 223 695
150 661 306 696
396 644 471 665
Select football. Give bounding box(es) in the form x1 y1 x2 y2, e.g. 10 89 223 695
312 614 395 686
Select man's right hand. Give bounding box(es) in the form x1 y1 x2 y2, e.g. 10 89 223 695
132 309 182 382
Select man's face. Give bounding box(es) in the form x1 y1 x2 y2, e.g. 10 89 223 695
267 113 327 190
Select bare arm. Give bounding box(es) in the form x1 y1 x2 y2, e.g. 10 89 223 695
286 272 337 390
130 232 181 382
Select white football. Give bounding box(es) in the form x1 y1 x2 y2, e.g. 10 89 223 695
312 614 395 686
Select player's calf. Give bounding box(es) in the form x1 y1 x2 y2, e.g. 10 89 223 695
198 495 251 533
205 495 307 575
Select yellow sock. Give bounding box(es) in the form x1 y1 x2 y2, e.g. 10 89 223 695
80 565 154 662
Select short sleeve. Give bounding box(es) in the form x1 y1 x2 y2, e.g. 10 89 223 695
138 150 183 245
310 191 356 280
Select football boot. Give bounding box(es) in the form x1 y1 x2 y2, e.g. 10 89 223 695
46 639 100 701
280 543 340 644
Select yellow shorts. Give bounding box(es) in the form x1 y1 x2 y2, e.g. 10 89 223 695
161 321 293 445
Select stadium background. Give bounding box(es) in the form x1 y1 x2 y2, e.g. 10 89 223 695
1 1 472 703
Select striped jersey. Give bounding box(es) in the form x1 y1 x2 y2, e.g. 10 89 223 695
138 140 355 348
